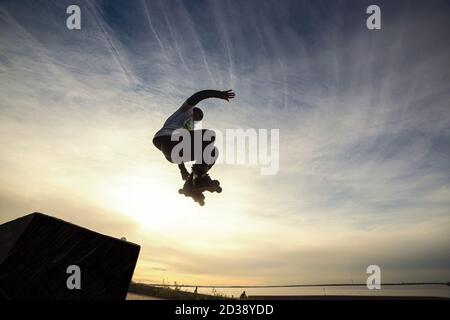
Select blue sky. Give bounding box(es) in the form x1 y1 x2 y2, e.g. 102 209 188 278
0 0 449 288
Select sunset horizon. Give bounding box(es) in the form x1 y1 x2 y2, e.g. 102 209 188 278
1 0 449 300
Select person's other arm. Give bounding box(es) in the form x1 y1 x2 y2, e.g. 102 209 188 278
179 90 235 112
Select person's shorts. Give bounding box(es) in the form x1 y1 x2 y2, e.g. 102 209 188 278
152 130 217 164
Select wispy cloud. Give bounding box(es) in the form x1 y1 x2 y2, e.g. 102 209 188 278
0 0 449 285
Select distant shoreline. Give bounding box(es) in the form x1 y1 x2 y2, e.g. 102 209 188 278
128 282 232 300
127 281 450 300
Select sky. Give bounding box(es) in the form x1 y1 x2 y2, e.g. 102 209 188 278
0 0 449 290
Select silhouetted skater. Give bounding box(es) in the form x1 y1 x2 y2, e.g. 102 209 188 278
153 90 235 200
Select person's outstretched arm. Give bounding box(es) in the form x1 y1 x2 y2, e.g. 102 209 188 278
180 90 235 111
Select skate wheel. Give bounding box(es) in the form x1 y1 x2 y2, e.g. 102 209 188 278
178 189 184 194
216 186 222 193
199 200 205 206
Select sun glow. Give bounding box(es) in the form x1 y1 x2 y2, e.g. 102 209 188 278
99 169 201 231
95 164 254 250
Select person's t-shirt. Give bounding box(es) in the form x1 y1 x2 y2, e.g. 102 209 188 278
154 102 194 138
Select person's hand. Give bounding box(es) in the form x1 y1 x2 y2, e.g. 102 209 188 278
221 89 235 101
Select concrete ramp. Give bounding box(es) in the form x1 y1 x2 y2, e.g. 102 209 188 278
0 212 140 300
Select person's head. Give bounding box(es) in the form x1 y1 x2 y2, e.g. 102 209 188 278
193 107 203 122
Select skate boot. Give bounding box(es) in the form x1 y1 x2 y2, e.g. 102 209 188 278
179 172 206 206
193 173 222 193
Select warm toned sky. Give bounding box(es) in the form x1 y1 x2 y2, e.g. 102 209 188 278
0 0 449 287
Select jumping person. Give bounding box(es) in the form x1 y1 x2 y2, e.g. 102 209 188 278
153 90 235 188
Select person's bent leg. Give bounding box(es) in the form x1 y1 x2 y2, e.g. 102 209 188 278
191 129 218 176
160 138 192 180
178 163 189 180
